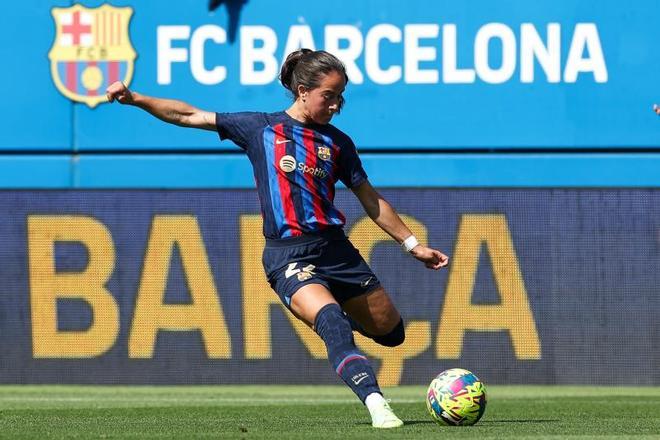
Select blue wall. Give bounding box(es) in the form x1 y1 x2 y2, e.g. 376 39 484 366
2 154 660 188
3 0 659 152
1 1 659 386
2 0 658 187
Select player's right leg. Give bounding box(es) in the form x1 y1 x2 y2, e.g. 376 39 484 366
313 237 405 348
342 288 405 348
261 233 402 427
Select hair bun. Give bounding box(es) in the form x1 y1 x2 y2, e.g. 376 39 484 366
280 48 313 91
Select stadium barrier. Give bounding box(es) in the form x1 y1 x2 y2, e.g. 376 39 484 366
2 189 657 385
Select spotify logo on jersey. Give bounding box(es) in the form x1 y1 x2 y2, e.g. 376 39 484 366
279 155 297 173
278 154 329 179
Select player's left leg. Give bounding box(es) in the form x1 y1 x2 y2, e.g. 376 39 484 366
338 288 405 427
313 238 403 427
290 284 403 428
342 287 405 347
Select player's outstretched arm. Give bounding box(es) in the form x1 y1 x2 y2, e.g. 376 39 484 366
352 180 449 270
105 81 216 131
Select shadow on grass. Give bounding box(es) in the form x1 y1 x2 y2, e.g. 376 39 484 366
359 419 559 427
406 419 560 425
357 420 438 426
402 420 438 426
481 419 560 424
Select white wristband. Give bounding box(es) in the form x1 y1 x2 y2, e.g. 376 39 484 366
401 235 420 253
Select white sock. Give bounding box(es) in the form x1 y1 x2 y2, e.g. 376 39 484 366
365 392 386 414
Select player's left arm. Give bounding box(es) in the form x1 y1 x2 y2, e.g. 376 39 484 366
351 180 449 270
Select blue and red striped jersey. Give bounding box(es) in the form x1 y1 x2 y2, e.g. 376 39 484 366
215 111 368 239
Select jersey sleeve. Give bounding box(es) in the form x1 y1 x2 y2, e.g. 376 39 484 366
215 112 265 150
337 137 368 189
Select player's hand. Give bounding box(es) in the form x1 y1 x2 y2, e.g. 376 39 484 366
411 246 449 270
106 81 133 104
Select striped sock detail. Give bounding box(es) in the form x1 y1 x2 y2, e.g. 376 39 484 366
335 354 367 375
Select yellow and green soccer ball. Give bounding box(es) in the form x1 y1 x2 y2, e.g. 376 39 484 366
426 368 487 426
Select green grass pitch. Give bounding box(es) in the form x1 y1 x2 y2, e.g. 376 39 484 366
0 385 658 439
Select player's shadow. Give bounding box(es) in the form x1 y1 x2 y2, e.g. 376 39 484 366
480 419 560 424
360 419 559 427
358 420 437 426
360 419 559 426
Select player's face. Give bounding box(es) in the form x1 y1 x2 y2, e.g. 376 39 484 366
301 70 346 125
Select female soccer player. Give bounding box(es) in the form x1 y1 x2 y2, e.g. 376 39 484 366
106 49 449 429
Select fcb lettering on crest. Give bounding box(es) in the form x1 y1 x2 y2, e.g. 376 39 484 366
317 146 331 161
48 4 136 108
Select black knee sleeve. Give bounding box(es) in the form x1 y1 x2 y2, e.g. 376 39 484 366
373 318 405 347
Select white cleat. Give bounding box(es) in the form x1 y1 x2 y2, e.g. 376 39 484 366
365 393 404 429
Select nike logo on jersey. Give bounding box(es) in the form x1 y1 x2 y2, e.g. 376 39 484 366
275 139 291 144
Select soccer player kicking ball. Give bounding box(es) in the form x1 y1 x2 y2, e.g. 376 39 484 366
106 49 449 429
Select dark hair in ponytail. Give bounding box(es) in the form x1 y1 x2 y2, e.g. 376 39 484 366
279 49 348 110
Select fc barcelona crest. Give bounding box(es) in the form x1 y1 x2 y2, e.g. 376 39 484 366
317 146 331 161
49 4 136 108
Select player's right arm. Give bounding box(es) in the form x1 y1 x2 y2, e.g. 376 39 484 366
105 81 216 131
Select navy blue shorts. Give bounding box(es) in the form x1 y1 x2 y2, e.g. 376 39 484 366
262 228 382 308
